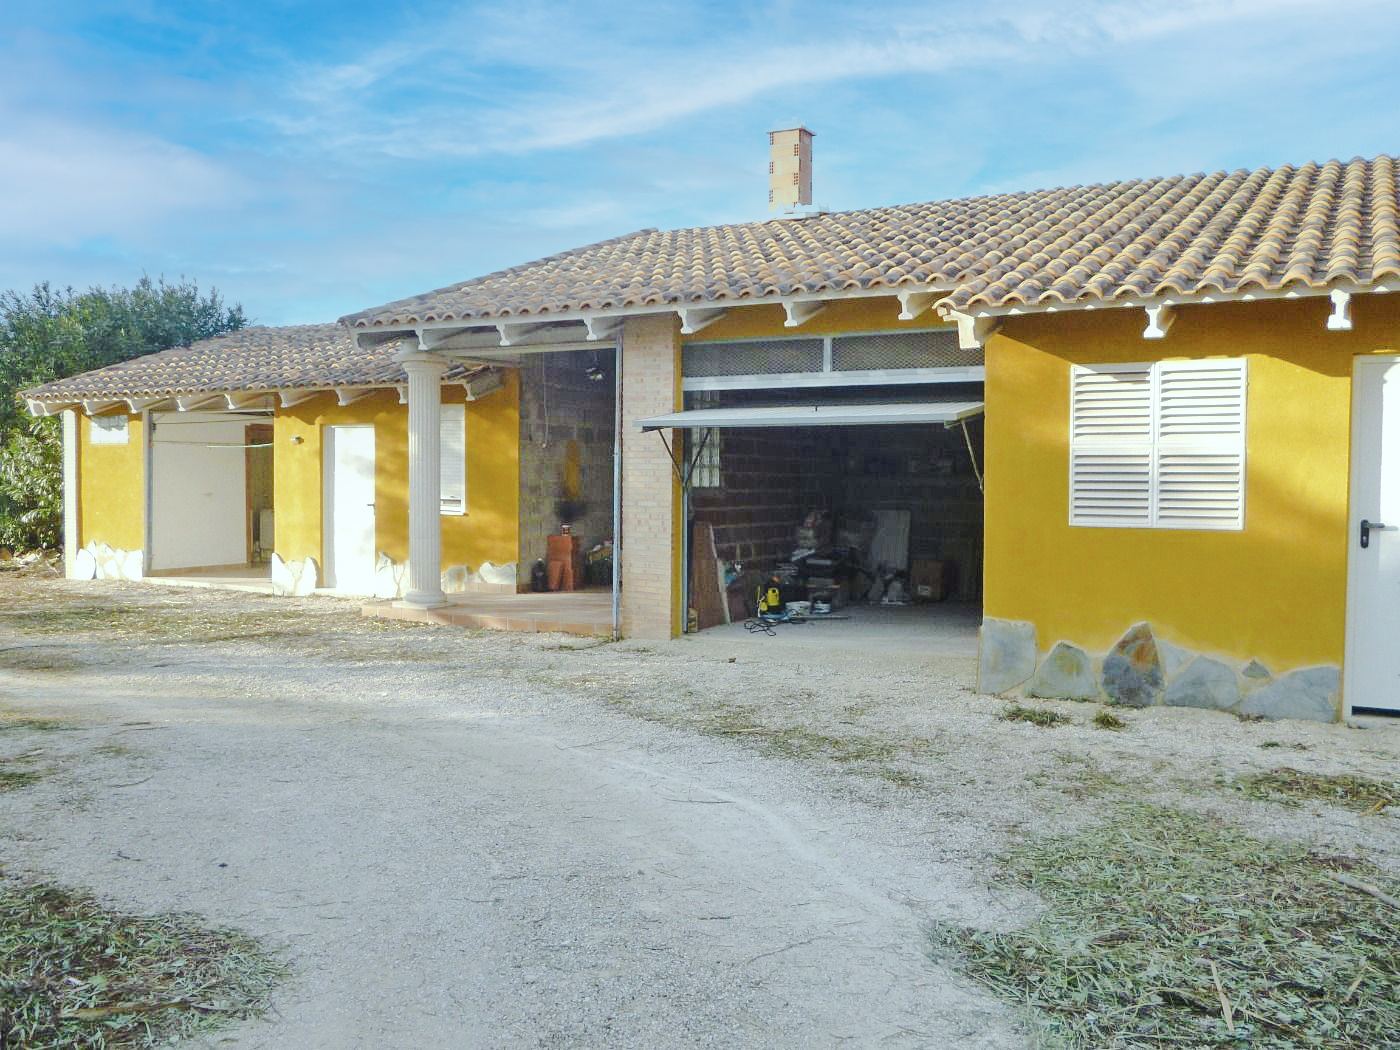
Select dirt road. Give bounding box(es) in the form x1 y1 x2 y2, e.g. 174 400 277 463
1 581 1029 1049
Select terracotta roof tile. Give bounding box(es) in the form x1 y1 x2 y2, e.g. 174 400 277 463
342 153 1400 328
23 323 480 405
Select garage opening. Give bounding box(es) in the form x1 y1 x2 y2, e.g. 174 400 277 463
146 409 276 585
639 328 984 646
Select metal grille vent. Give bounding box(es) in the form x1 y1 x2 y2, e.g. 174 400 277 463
831 331 978 371
683 339 824 377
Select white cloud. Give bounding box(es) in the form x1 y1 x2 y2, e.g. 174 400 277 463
0 117 252 243
252 0 1395 163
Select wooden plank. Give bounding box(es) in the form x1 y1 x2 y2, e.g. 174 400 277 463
689 522 726 630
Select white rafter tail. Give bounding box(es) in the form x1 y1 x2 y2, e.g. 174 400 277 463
224 391 270 410
495 321 550 346
950 311 1001 350
27 399 71 417
174 394 224 412
466 370 506 401
278 389 317 408
335 387 373 406
783 299 828 328
897 290 937 321
584 315 625 341
677 307 728 334
81 399 124 416
1143 304 1177 339
416 327 452 351
1327 289 1354 331
125 397 162 414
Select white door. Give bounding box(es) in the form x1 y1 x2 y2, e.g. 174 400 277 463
1344 356 1400 715
323 426 377 594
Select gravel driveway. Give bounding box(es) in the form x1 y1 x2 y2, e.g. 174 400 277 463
2 578 1398 1048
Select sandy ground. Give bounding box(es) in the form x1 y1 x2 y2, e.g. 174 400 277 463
2 577 1399 1049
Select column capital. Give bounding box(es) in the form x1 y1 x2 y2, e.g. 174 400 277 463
394 343 451 372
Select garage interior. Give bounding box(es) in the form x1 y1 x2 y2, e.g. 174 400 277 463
651 328 986 641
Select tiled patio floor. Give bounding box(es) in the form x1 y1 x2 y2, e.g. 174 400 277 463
362 589 615 637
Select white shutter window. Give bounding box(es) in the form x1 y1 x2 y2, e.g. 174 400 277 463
440 403 466 515
1069 358 1246 530
1069 365 1153 527
1155 359 1246 529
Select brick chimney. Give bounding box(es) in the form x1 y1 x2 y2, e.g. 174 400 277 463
768 127 814 212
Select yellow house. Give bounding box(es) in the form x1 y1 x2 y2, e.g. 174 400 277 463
23 323 616 601
30 146 1400 723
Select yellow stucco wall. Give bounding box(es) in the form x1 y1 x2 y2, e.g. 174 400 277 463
273 374 521 572
77 413 144 552
985 294 1400 671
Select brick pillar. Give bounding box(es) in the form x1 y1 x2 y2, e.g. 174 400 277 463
620 314 683 639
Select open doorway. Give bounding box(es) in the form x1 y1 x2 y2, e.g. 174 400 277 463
147 411 274 581
675 393 984 647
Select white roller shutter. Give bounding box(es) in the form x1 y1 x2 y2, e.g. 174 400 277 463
440 403 466 515
1070 359 1246 530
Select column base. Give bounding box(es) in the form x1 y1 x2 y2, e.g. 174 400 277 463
395 591 450 610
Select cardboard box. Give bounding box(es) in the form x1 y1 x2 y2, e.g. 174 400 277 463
910 559 945 602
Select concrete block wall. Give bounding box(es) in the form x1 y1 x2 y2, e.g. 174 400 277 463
691 429 826 570
620 315 682 639
519 349 616 587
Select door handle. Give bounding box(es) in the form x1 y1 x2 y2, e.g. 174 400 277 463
1361 518 1387 548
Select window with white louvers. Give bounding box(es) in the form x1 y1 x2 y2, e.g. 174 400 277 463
1069 359 1247 530
440 403 466 515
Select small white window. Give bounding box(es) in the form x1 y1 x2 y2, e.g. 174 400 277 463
89 414 130 445
440 403 466 515
1069 358 1246 530
690 428 722 488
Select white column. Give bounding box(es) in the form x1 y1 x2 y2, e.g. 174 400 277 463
62 410 80 578
395 341 449 608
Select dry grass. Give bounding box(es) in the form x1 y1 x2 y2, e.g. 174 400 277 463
0 870 282 1049
999 704 1067 728
1091 709 1127 731
1232 768 1400 815
930 804 1400 1049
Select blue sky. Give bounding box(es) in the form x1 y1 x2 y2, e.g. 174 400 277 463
4 0 1400 326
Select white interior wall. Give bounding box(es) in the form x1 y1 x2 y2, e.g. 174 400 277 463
149 412 252 571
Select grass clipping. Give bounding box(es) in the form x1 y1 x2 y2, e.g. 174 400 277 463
931 804 1400 1049
0 870 282 1049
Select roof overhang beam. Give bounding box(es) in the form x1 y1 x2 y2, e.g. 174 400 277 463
783 299 829 328
81 400 125 416
584 316 625 341
224 391 272 410
335 387 375 407
945 310 1002 350
174 394 226 412
1143 304 1177 339
416 326 480 351
1327 289 1354 331
677 307 728 334
496 321 554 346
125 397 163 414
466 370 506 401
279 389 318 408
27 400 73 418
897 291 938 321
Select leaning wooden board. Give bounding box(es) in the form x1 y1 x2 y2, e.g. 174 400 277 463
689 522 728 630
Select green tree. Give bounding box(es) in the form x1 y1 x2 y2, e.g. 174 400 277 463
0 277 246 550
